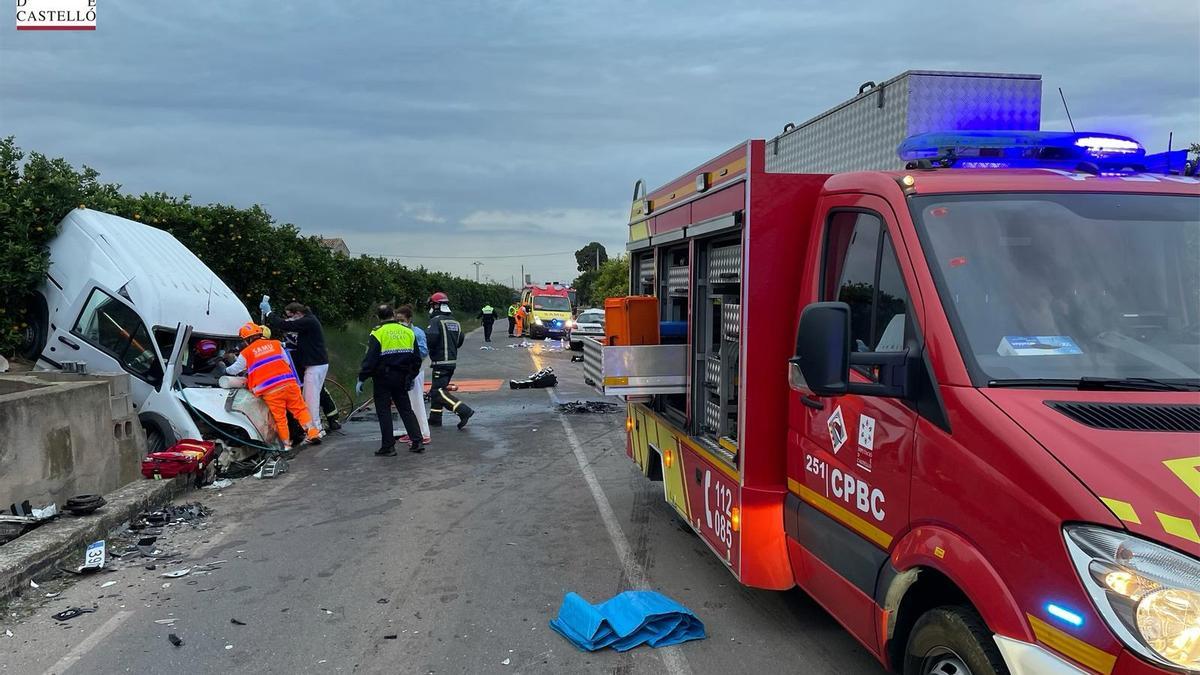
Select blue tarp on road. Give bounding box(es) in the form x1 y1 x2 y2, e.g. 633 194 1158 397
549 590 706 652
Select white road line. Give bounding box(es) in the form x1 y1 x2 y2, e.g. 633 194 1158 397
550 388 693 675
42 610 135 675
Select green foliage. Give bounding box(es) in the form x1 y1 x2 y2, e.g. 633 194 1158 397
571 269 598 307
0 138 513 356
589 256 630 304
574 241 608 273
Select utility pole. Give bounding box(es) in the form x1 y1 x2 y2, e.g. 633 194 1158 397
472 261 483 283
520 264 524 289
595 247 600 271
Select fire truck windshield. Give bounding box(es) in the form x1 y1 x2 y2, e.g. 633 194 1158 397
911 192 1200 386
533 296 571 311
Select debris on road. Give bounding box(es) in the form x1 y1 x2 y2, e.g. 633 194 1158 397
100 580 117 588
52 607 97 622
254 456 288 479
4 629 12 638
510 368 557 389
570 353 584 362
377 598 389 604
202 478 234 490
231 618 246 626
502 658 511 665
81 540 106 571
480 345 496 351
154 619 177 625
29 580 38 589
548 590 706 652
556 400 622 415
168 633 184 647
384 634 398 640
64 494 107 516
131 503 209 531
161 568 191 578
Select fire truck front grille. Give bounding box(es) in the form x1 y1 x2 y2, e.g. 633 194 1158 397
1047 401 1200 432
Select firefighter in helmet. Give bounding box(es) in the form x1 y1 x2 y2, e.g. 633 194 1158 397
426 291 474 429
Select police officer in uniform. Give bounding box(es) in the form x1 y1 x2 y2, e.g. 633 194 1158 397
426 292 474 429
478 304 499 342
357 304 424 456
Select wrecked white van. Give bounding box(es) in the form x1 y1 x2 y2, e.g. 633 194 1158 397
22 208 276 453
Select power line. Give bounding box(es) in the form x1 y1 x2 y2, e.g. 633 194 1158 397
362 249 576 260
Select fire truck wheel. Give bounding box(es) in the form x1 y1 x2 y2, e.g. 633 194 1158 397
902 605 1005 675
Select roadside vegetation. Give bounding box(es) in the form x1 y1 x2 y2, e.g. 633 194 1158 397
0 137 511 358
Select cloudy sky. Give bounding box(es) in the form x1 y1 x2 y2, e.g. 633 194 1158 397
2 1 1198 286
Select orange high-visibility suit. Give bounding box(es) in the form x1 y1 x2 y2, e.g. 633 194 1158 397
239 338 318 445
515 305 527 337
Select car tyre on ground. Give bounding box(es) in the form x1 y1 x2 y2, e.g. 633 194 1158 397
903 605 1006 675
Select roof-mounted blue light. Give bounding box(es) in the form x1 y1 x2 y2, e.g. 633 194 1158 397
897 130 1148 172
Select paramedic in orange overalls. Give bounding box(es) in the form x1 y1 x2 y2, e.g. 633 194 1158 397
226 322 322 451
514 303 528 338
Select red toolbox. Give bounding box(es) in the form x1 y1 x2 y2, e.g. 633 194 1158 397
141 439 217 480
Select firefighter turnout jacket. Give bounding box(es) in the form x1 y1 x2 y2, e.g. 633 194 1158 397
427 311 465 367
359 321 420 387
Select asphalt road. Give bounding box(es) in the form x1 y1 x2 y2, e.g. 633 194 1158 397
1 328 884 675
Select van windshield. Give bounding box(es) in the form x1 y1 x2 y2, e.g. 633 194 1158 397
533 296 571 312
911 192 1200 385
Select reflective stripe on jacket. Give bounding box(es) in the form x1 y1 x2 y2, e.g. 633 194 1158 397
241 339 299 395
427 312 463 366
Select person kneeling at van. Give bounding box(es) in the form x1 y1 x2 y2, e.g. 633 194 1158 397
226 322 323 451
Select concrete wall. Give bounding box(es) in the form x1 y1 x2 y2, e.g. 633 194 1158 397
0 373 144 508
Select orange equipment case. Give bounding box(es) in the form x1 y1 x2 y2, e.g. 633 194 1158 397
604 296 659 346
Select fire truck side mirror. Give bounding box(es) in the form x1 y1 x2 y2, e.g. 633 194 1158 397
791 302 851 397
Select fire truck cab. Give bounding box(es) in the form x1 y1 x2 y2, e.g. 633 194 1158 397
586 71 1200 675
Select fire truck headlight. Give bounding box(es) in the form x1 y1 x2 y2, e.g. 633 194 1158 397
1065 525 1200 672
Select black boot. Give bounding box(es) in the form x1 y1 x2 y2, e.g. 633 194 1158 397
456 406 475 429
409 441 425 453
374 446 397 457
326 417 342 432
428 414 443 427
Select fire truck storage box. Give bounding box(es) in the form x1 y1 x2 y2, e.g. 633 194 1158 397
582 339 686 398
604 296 660 346
766 70 1042 174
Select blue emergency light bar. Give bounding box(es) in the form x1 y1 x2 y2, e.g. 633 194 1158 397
896 130 1162 173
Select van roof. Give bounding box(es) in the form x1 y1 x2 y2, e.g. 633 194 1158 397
53 209 250 336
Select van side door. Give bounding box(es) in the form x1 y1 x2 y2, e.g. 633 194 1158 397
784 195 920 644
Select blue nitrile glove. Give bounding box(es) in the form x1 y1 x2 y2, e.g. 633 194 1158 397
259 295 272 316
355 380 364 395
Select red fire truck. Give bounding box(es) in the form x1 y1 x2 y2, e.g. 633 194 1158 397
584 71 1199 675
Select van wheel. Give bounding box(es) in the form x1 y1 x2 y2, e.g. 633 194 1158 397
142 422 169 454
18 294 49 361
903 606 1006 675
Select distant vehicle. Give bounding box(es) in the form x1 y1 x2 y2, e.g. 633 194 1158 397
21 208 274 454
519 283 573 339
568 308 604 350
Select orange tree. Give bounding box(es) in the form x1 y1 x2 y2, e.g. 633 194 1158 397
0 137 512 356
